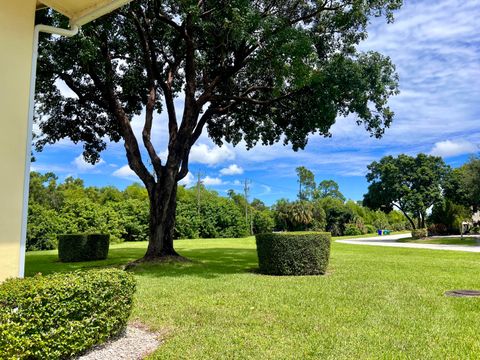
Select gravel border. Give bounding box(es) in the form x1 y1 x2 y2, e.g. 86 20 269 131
76 324 161 360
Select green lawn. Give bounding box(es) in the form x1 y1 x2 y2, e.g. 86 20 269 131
26 237 480 359
399 237 480 246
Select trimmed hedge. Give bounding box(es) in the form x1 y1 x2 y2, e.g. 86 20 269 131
411 228 428 239
0 269 135 359
256 232 331 275
58 233 110 262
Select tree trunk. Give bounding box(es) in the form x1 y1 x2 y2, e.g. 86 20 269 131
143 175 180 260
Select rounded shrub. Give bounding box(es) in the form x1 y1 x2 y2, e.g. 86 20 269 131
255 232 331 275
344 224 363 236
411 228 428 239
0 269 136 359
58 233 110 262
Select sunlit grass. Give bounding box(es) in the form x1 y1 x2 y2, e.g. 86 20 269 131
399 236 480 246
26 235 480 359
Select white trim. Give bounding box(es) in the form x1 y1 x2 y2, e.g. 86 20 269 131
71 0 133 26
19 23 79 278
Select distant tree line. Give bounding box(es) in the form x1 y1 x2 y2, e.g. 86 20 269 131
27 154 479 250
27 172 267 251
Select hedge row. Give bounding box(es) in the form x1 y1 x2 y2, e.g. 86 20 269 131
58 233 110 262
256 232 331 275
0 269 135 359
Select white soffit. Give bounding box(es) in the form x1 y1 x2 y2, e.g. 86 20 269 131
36 0 132 26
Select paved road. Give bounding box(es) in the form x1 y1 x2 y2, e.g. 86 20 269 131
336 233 480 253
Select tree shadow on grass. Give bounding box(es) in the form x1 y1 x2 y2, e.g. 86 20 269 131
25 246 259 279
131 247 259 279
25 247 145 276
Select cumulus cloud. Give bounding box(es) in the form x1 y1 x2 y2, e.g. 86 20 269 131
430 140 478 158
189 143 235 166
73 155 105 171
179 172 195 187
112 165 138 180
220 164 244 175
202 176 223 186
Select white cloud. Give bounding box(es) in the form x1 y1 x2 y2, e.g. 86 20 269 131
189 143 235 166
259 185 272 195
112 165 138 180
430 140 478 158
202 176 223 186
220 164 244 175
73 155 104 171
179 172 195 187
233 180 242 186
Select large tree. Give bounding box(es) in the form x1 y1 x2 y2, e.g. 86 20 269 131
315 179 345 202
363 154 449 229
35 0 401 260
296 166 316 200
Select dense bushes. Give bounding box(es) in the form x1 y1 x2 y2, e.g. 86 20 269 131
256 232 331 275
411 228 428 239
27 172 254 249
58 234 109 262
0 269 135 359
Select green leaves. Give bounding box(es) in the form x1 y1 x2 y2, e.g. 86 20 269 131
0 269 135 359
364 154 450 228
256 232 331 275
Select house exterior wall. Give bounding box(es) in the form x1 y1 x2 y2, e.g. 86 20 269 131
0 0 36 281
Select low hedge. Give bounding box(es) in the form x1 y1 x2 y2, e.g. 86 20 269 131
58 233 110 262
411 228 428 239
256 232 331 275
0 269 135 359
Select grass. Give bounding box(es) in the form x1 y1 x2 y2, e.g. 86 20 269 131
399 237 480 246
26 236 480 359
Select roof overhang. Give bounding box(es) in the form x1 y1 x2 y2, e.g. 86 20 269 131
36 0 132 26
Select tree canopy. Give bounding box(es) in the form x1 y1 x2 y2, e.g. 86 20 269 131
444 156 480 214
363 154 449 229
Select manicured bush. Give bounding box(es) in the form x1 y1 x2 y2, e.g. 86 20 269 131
85 234 110 260
256 232 331 275
411 228 428 239
0 269 135 359
58 233 110 262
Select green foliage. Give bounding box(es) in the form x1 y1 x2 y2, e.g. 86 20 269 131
365 224 377 234
0 269 135 359
36 1 401 161
315 180 346 202
344 224 363 236
427 223 449 236
296 166 316 200
364 154 450 229
444 156 480 214
26 203 66 251
256 232 331 275
58 234 109 262
175 187 249 239
411 228 428 240
429 199 471 234
252 210 275 234
113 199 149 241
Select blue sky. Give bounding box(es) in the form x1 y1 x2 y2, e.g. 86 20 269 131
32 0 480 205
